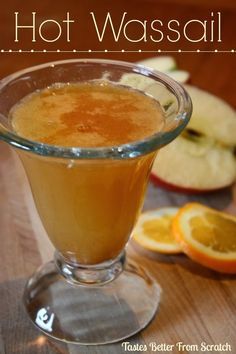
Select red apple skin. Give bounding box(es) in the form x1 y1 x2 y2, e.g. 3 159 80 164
150 173 230 195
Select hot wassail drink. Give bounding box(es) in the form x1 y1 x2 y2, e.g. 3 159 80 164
11 82 165 264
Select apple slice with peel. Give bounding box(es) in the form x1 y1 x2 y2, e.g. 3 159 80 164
151 85 236 193
151 132 236 193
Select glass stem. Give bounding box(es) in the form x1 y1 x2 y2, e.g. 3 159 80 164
54 250 126 286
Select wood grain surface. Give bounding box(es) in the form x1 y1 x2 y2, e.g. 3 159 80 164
0 0 236 353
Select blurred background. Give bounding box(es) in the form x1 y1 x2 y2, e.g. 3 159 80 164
0 0 235 106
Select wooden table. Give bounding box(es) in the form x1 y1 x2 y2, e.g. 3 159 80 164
0 1 236 353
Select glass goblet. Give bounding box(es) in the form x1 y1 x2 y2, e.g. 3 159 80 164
0 59 192 345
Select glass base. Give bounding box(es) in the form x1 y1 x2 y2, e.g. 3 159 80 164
23 257 161 345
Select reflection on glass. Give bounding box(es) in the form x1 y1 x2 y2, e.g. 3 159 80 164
35 308 55 333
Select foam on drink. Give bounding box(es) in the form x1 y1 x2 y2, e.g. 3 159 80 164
11 81 165 147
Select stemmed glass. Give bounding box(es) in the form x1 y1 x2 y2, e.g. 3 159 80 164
0 59 192 345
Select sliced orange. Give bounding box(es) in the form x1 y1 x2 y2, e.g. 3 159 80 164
172 203 236 273
132 208 182 254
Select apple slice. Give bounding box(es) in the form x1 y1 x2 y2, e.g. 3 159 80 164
119 73 155 91
137 56 190 83
151 132 236 192
120 56 190 90
137 56 177 72
151 85 236 193
185 85 236 147
166 70 190 84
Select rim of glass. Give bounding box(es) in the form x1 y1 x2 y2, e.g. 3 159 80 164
0 58 192 159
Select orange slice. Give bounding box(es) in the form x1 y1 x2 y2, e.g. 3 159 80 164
132 208 182 254
172 203 236 273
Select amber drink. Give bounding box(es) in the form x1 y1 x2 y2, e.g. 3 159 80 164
11 82 165 264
